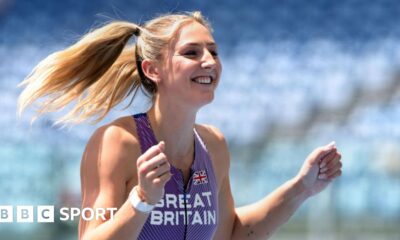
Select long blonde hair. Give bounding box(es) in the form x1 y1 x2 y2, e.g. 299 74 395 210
18 11 210 124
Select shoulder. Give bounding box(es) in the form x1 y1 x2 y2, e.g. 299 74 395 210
195 124 230 187
82 116 141 183
195 124 229 157
89 116 138 148
86 116 139 156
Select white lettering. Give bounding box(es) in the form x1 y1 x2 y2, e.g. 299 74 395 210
70 208 81 221
166 194 178 208
186 211 193 222
82 208 94 221
59 207 69 221
37 206 54 223
0 206 116 222
175 211 179 225
150 210 163 225
179 211 186 224
192 211 203 225
17 206 33 222
148 210 217 226
107 208 117 221
202 192 212 207
164 211 174 225
95 208 106 221
193 194 205 208
208 210 216 225
178 194 185 208
0 206 13 223
146 191 216 226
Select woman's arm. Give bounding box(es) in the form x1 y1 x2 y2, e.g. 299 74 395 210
78 122 170 240
232 177 309 239
231 142 342 240
208 124 342 240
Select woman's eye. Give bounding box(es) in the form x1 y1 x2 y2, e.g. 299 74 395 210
184 50 198 56
181 49 218 58
210 50 218 57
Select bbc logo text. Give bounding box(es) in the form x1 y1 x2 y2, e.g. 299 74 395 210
0 206 117 223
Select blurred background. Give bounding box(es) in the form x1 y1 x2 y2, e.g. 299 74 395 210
1 0 400 239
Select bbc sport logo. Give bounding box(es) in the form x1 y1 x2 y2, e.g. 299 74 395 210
0 205 117 223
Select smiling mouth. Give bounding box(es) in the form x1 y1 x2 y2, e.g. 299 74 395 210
191 76 213 84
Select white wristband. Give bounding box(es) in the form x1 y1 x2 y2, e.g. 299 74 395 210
129 186 155 213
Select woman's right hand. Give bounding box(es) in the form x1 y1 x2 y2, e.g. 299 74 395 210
136 141 171 205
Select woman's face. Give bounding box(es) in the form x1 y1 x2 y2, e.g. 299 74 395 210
157 21 222 109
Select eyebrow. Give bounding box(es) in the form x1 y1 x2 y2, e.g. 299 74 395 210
178 42 217 48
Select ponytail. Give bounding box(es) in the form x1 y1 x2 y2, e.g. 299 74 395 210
18 21 142 124
18 11 212 125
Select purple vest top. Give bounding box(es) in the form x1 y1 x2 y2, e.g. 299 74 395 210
133 113 219 240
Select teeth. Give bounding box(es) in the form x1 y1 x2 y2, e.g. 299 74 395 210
193 76 212 84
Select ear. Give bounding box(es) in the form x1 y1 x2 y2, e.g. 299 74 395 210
141 59 162 83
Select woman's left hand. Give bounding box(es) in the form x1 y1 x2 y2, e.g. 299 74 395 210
296 142 342 197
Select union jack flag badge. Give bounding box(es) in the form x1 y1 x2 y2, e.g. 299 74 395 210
193 170 208 185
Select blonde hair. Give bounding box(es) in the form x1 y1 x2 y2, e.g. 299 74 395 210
18 11 210 124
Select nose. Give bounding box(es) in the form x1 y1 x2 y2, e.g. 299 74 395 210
201 49 217 69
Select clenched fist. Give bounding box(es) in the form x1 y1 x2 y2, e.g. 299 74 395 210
136 141 172 204
296 141 342 197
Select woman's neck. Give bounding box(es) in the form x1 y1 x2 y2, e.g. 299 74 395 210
147 96 197 170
